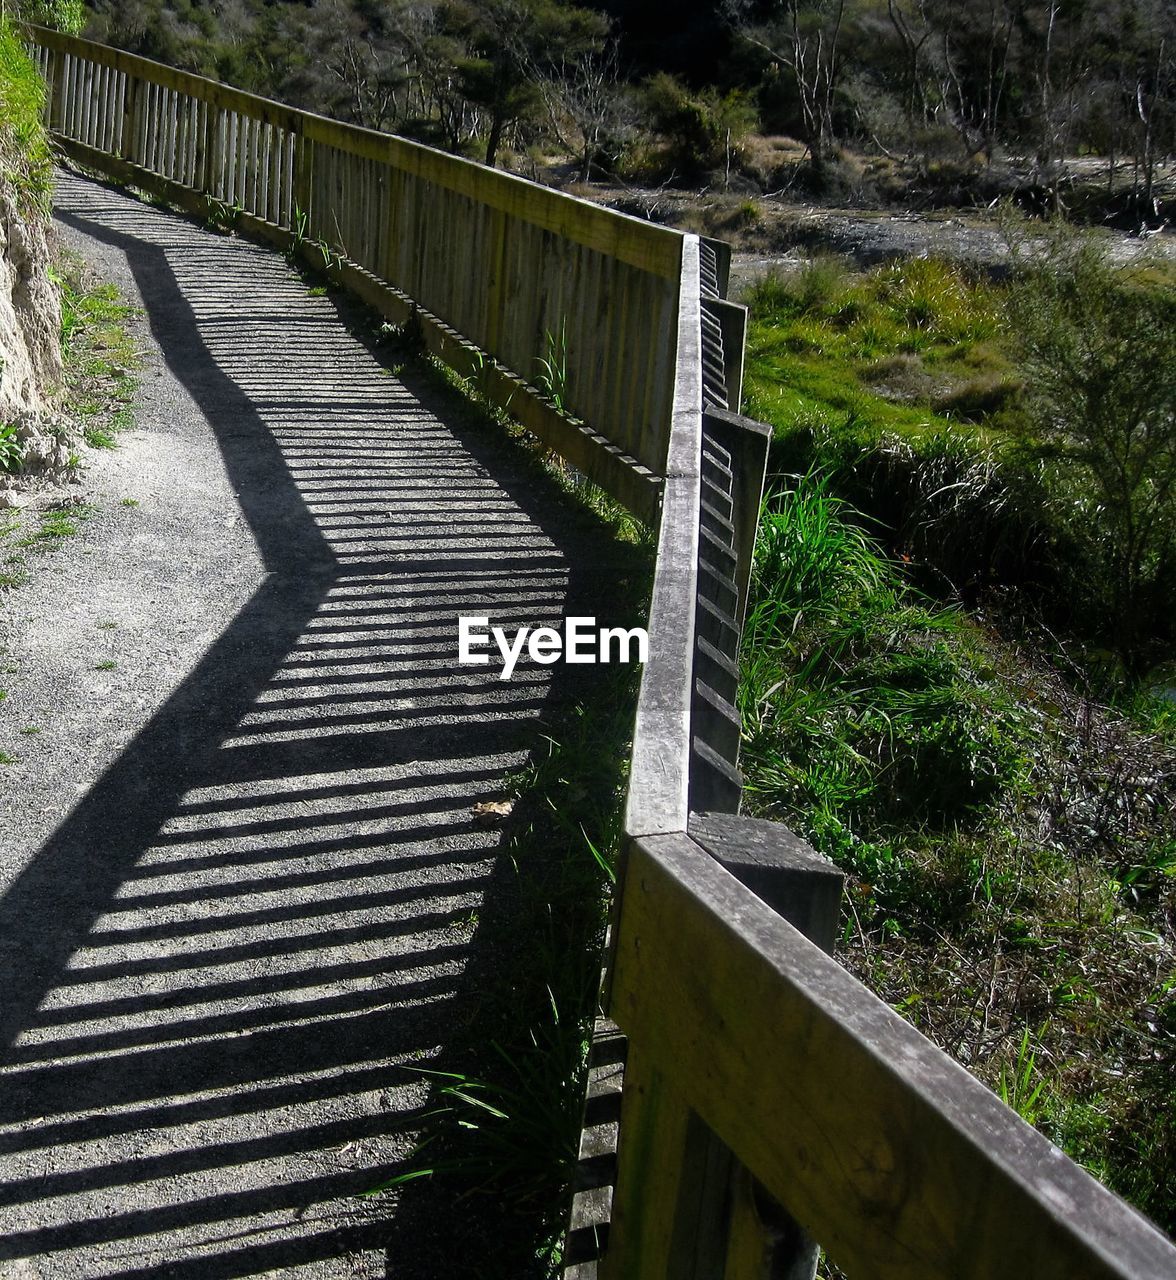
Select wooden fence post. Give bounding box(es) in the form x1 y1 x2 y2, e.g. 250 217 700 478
690 813 842 1280
603 820 843 1279
700 408 771 635
704 300 749 415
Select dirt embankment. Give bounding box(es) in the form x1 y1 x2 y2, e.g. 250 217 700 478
0 185 76 501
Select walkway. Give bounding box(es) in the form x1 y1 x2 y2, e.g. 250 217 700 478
0 173 627 1277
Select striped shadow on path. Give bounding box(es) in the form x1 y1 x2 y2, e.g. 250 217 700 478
0 173 639 1279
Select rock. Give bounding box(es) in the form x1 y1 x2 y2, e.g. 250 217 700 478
0 183 83 494
0 184 63 422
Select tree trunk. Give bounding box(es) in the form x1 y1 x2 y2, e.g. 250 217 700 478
484 112 503 167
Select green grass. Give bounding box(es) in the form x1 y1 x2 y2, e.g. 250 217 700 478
744 257 1020 447
15 502 95 549
739 472 1176 1232
741 473 1031 921
57 264 140 450
0 556 26 588
742 257 1051 629
0 18 52 216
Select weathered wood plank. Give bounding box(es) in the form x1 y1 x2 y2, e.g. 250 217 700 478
609 833 1176 1280
700 408 772 632
564 1018 627 1279
25 25 680 277
624 237 700 838
600 1044 693 1280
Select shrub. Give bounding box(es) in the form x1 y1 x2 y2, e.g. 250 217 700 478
641 71 757 181
1006 224 1176 670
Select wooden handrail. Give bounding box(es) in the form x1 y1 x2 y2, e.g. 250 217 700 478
603 833 1176 1279
24 23 682 501
624 235 703 839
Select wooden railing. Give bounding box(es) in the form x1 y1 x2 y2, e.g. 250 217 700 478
26 26 1176 1280
26 23 686 518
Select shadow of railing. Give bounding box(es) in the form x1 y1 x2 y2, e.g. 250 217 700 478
0 174 637 1277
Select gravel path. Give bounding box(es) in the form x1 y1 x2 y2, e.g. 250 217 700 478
0 173 621 1278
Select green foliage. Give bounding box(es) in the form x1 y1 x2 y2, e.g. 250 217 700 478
446 0 609 166
0 16 52 214
17 0 84 34
745 257 1010 452
739 472 1176 1228
998 1028 1049 1126
0 421 24 473
535 319 569 413
745 245 1176 672
1006 224 1176 670
740 473 1030 922
78 0 1176 217
642 71 758 179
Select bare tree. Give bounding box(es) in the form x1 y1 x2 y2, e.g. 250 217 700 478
727 0 851 168
525 34 626 181
927 0 1017 160
886 0 936 134
1133 27 1171 222
386 0 481 149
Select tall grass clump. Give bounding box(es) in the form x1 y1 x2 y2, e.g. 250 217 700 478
740 472 1029 923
